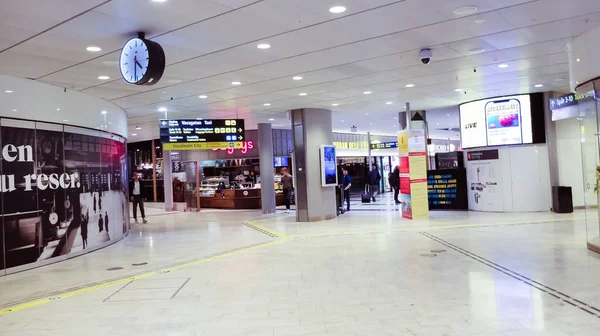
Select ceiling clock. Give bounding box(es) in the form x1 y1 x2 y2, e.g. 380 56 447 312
119 32 165 86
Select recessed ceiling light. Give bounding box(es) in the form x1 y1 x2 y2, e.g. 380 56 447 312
98 75 110 80
363 91 372 95
453 6 478 15
405 84 415 88
56 108 61 111
299 93 307 96
293 76 303 80
232 81 242 85
101 110 107 115
577 58 581 62
468 48 485 54
268 118 275 121
365 113 369 116
329 6 346 14
474 18 486 24
12 109 17 112
158 107 167 112
263 103 271 106
63 119 69 122
341 120 345 122
497 63 509 68
257 43 271 49
332 103 339 106
534 84 544 88
86 46 102 52
199 95 208 99
4 90 13 93
385 102 393 105
136 126 142 130
454 89 463 92
370 123 373 125
151 0 167 2
132 133 138 136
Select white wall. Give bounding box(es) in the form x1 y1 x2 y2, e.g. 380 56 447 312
556 118 586 207
0 75 127 137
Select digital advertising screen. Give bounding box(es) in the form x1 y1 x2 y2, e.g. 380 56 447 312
459 94 533 149
320 145 338 187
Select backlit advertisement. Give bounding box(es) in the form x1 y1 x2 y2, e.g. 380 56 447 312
459 94 533 149
320 145 337 187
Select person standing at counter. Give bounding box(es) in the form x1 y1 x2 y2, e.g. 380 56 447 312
130 173 148 224
281 168 293 213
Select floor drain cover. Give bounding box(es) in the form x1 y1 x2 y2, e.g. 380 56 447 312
106 267 124 271
431 249 447 253
420 253 438 257
132 262 148 266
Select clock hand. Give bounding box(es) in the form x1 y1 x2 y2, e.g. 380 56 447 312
135 60 143 69
134 59 137 81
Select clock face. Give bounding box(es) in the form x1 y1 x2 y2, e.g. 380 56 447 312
119 38 150 84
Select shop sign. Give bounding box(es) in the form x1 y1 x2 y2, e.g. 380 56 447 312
212 141 254 154
333 141 368 149
467 149 499 161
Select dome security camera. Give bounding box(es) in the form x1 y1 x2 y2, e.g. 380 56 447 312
419 48 433 65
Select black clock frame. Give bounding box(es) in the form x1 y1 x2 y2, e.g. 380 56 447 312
120 32 166 86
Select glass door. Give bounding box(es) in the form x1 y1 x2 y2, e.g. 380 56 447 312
578 83 600 252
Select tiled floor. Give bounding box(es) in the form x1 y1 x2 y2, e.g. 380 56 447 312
1 198 600 336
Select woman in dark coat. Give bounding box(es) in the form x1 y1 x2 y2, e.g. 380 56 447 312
98 213 103 232
104 211 110 240
80 214 88 249
390 166 401 204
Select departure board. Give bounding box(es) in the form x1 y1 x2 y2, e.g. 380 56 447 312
370 141 398 150
159 119 245 150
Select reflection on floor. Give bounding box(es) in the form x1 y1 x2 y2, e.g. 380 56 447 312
1 203 600 336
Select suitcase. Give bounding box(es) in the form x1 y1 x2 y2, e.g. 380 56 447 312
361 185 371 203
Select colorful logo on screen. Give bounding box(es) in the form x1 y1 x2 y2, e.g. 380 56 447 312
487 114 519 128
212 141 254 154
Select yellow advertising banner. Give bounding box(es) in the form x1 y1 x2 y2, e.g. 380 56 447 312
398 131 408 155
408 154 427 180
410 180 429 219
162 142 244 150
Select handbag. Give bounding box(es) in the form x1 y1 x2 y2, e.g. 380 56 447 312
361 185 371 203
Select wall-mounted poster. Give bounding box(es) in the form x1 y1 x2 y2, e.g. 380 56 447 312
466 149 503 211
0 120 129 273
320 145 337 187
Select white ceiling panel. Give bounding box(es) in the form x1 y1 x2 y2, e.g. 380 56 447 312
0 0 590 141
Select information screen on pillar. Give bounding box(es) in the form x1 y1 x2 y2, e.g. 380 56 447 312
320 145 338 187
459 94 533 149
159 119 245 150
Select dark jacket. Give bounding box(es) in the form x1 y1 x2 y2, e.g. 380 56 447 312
389 167 400 189
366 169 381 185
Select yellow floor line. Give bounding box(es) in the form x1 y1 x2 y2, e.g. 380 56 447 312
245 219 289 239
0 239 287 316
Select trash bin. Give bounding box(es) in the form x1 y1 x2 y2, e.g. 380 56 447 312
552 186 573 213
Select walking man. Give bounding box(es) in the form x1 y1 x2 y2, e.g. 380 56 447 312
280 168 293 213
130 173 148 224
366 165 381 202
341 169 352 211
